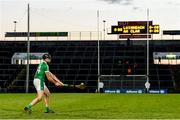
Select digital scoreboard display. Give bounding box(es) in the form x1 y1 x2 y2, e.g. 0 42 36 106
111 21 160 34
163 30 180 35
118 21 153 26
119 35 151 39
111 25 160 34
5 32 68 37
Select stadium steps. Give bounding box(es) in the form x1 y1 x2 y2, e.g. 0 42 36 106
7 67 26 90
0 65 22 90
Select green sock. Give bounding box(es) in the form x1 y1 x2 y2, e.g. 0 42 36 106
27 104 32 109
45 107 49 112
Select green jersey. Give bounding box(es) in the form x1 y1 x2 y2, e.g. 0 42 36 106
34 61 49 82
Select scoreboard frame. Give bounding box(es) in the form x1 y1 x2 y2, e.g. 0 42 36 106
118 21 153 26
111 25 160 34
5 32 68 37
111 21 160 35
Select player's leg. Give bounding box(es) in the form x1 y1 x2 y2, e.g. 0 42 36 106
24 79 44 114
24 90 44 114
44 85 54 113
44 87 50 108
44 85 50 111
30 90 44 106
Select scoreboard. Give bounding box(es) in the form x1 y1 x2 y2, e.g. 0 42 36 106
111 21 160 35
5 32 68 37
149 25 159 34
111 25 160 34
118 21 153 26
119 35 151 39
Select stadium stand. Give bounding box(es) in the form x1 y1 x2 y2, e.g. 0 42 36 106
0 40 180 93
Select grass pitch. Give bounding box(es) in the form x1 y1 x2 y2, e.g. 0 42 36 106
0 93 180 119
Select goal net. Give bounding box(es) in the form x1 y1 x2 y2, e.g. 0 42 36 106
99 75 147 93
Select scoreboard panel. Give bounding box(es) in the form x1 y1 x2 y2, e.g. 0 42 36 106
5 32 68 37
119 34 151 39
111 25 160 34
149 25 159 34
118 21 153 26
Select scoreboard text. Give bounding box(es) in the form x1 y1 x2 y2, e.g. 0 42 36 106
111 25 160 34
111 21 160 35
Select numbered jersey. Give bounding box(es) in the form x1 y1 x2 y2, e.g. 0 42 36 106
34 61 49 82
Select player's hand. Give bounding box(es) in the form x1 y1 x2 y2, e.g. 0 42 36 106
55 82 61 87
57 80 64 86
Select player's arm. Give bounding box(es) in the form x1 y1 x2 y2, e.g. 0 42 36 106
49 72 64 86
45 71 57 84
44 64 64 87
45 71 64 87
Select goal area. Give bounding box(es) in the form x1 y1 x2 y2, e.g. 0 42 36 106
99 75 147 93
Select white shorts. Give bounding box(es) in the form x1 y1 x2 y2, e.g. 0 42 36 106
33 78 47 91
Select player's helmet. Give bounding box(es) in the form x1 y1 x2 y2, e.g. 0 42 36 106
42 54 51 60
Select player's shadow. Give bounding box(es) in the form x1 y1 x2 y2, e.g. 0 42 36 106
1 108 15 112
65 108 107 112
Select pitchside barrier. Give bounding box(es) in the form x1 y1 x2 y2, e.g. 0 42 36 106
99 74 168 94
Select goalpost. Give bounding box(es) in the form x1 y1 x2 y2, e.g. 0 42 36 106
99 74 148 93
